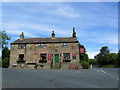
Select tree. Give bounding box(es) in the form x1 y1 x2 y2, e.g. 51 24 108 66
100 46 109 55
96 46 110 65
117 50 120 67
81 60 89 69
2 47 10 68
1 30 10 49
95 46 118 67
79 43 89 62
88 59 97 65
1 30 10 68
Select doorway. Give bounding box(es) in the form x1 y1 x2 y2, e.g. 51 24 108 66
54 54 59 63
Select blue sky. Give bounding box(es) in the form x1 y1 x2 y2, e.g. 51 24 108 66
2 2 118 58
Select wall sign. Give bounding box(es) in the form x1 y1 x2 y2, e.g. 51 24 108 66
80 47 84 53
48 54 53 60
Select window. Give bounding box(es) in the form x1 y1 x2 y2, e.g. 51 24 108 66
61 43 68 48
63 53 70 59
38 44 46 48
19 54 24 60
18 44 26 49
72 56 76 59
72 53 76 60
40 53 46 60
39 53 47 63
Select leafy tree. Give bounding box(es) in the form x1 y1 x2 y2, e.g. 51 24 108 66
79 43 89 62
81 60 89 69
1 30 10 68
88 59 97 65
1 30 10 49
117 50 120 67
95 46 110 65
95 46 118 67
100 46 109 55
2 46 10 68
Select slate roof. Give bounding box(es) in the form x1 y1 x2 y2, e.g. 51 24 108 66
11 37 79 44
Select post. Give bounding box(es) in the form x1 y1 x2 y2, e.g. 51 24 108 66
90 64 92 69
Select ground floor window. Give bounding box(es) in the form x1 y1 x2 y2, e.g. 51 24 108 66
63 53 71 62
19 54 24 60
63 53 70 59
39 53 47 63
40 54 46 60
72 53 76 60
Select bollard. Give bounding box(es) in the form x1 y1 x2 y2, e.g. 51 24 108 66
90 64 92 69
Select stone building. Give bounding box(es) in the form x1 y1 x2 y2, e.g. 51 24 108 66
9 27 82 69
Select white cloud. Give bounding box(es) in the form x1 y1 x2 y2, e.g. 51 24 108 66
99 41 104 44
87 51 99 59
3 21 71 37
7 29 40 38
101 35 118 44
56 7 80 18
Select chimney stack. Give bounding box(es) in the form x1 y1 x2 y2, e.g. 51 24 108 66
72 27 76 38
20 32 24 40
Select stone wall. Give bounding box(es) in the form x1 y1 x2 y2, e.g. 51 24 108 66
10 43 82 69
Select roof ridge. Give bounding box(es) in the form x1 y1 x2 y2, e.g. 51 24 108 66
24 37 73 39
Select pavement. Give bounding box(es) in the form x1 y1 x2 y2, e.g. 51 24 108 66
2 68 118 88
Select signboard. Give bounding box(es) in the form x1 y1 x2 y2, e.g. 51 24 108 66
72 53 76 56
80 47 84 53
48 54 53 60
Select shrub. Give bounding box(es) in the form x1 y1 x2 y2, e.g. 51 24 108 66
88 59 97 65
2 57 9 68
81 60 89 69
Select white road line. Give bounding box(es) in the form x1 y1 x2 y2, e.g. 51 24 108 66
76 71 82 73
94 69 118 80
99 70 106 73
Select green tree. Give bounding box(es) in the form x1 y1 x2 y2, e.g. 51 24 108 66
79 43 89 62
88 59 97 65
95 46 118 67
1 30 10 68
96 46 110 65
1 30 10 49
81 60 89 69
117 50 120 67
100 46 109 55
2 47 10 68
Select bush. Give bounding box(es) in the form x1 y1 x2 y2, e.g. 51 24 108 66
88 59 97 65
81 60 89 69
2 57 9 68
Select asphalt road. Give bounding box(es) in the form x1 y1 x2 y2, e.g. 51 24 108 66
2 68 118 88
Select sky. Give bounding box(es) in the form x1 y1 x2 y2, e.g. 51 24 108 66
2 2 118 58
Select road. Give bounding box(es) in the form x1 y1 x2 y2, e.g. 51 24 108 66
2 68 118 88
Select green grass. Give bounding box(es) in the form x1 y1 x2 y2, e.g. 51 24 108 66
101 64 117 68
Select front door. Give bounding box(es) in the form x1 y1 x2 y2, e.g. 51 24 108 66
54 54 59 63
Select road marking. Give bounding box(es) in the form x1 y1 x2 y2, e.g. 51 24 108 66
93 69 118 80
99 70 106 73
76 71 82 73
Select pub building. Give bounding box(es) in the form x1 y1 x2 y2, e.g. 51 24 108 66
10 27 84 69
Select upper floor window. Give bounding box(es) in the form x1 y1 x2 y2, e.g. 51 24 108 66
61 43 68 48
38 44 46 48
18 44 26 49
